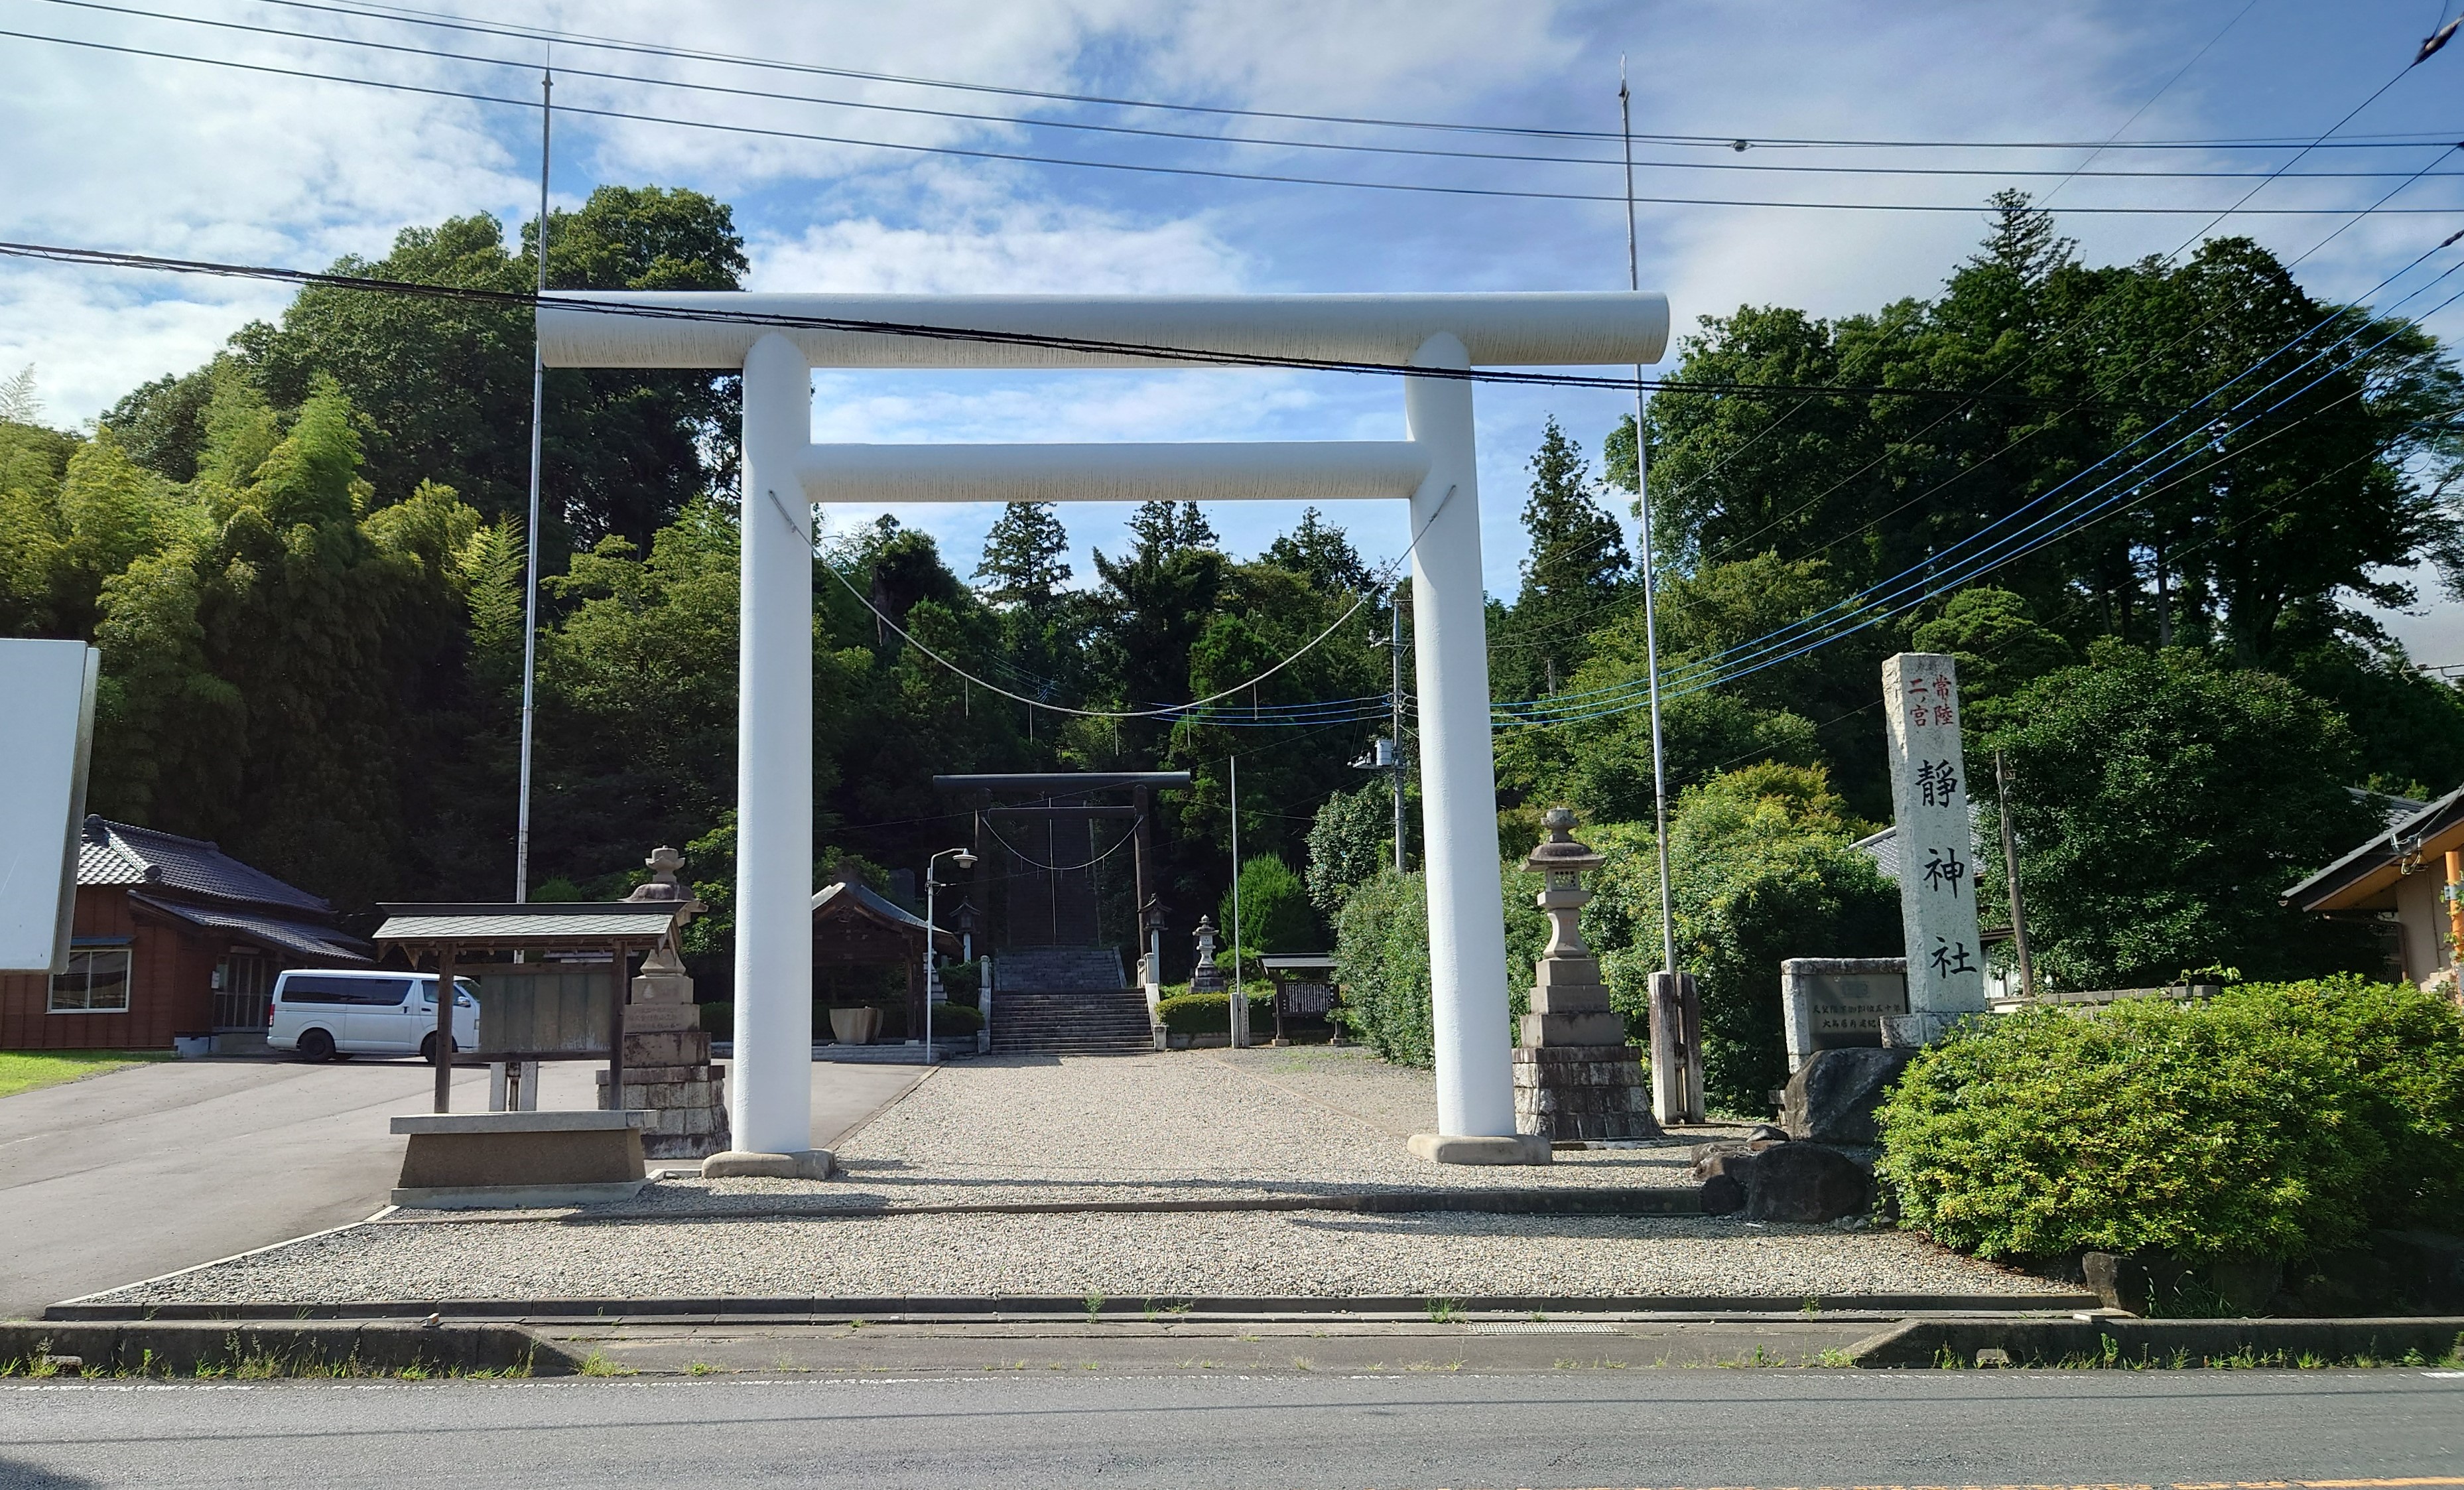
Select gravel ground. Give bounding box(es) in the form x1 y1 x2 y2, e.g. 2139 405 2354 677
407 1051 1711 1224
84 1050 2075 1306
607 1050 1709 1218
101 1209 2073 1304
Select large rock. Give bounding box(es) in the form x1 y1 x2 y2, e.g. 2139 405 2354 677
1781 1047 1914 1145
1742 1142 1872 1223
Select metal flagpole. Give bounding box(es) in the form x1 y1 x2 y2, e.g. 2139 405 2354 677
1391 591 1407 872
513 64 551 903
1228 753 1245 1047
1621 58 1677 976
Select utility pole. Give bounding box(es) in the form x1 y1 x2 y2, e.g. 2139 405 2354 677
513 64 552 903
1996 750 2038 1000
1390 590 1407 872
1620 58 1677 978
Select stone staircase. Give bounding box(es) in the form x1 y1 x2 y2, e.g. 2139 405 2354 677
990 947 1151 1055
994 947 1128 991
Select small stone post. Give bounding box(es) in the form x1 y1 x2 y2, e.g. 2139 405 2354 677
1512 808 1660 1142
1881 654 1986 1044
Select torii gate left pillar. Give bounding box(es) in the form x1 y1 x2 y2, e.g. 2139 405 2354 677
539 291 1668 1175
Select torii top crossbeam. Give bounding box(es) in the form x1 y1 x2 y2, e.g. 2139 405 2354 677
539 290 1667 1172
538 291 1668 371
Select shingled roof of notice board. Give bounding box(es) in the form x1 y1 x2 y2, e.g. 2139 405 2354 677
372 902 691 947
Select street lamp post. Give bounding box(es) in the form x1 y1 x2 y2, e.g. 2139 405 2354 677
925 847 977 1063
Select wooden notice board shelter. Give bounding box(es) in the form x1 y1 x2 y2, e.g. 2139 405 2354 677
373 902 694 1113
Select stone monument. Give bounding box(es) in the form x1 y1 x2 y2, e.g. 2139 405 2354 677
1880 653 1987 1046
594 845 732 1159
1510 807 1660 1142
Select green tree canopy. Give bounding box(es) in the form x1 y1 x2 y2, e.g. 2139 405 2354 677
1988 643 2384 988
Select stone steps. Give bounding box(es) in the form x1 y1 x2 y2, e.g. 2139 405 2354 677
990 985 1153 1054
993 947 1128 992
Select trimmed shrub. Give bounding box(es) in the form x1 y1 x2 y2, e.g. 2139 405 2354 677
1875 976 2464 1264
1219 854 1319 955
1329 766 1896 1099
925 1001 982 1035
1332 869 1434 1064
1592 766 1899 1114
1156 990 1267 1037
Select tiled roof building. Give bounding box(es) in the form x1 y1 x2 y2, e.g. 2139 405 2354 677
1 817 371 1051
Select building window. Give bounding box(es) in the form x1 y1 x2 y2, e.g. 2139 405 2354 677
49 949 133 1014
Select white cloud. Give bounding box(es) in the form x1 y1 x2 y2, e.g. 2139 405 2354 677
753 204 1249 295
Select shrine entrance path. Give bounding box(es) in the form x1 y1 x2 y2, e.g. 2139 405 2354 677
81 1052 2081 1309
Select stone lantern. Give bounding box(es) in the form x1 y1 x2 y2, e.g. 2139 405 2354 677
1512 807 1661 1142
1190 914 1225 994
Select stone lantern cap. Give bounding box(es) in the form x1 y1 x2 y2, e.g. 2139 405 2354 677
1522 807 1605 878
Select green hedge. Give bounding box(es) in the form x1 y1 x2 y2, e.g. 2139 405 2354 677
1330 765 1896 1103
925 1001 983 1035
1156 990 1265 1037
1332 870 1435 1064
1875 976 2464 1264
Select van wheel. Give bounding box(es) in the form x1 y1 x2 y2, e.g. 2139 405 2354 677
421 1033 454 1065
298 1028 336 1062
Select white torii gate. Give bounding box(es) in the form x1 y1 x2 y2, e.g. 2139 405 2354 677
540 291 1669 1173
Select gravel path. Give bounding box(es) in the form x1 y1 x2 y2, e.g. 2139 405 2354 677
588 1050 1706 1219
84 1051 2074 1306
103 1209 2072 1304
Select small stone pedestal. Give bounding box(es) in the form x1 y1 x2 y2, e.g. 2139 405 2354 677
1510 808 1660 1143
590 850 730 1160
594 946 730 1159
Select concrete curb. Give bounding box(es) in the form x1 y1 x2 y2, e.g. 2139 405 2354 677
0 1320 580 1376
390 1179 654 1209
1848 1314 2464 1367
47 1291 2101 1323
370 1186 1715 1225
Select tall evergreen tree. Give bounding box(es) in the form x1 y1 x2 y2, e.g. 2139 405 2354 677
1128 499 1218 555
1494 418 1631 701
974 501 1072 608
1264 506 1376 593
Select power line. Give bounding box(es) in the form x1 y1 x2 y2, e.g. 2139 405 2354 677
237 0 2464 154
1503 224 2464 722
1488 151 2464 663
0 236 2218 412
1638 52 2464 586
9 23 2464 215
38 0 2464 186
1513 279 2464 729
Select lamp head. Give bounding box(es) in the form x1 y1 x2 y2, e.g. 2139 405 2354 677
953 849 977 870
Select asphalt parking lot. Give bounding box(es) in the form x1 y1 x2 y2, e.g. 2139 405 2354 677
0 1056 919 1318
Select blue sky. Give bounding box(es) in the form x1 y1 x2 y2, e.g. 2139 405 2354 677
5 0 2464 647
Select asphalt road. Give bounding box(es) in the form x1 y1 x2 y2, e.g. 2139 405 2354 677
0 1057 921 1318
1 1369 2458 1489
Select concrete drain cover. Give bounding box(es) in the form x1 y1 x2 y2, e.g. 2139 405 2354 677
1461 1322 1622 1334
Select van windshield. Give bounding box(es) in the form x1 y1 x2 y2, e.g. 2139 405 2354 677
418 979 480 1004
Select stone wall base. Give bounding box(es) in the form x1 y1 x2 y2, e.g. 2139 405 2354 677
1512 1044 1662 1142
594 1026 731 1160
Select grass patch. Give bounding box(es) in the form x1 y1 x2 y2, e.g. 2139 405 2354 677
0 1050 173 1100
0 1339 533 1381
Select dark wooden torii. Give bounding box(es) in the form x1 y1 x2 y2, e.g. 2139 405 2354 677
931 773 1191 957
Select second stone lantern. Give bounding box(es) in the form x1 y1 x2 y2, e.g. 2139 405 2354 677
1512 807 1662 1142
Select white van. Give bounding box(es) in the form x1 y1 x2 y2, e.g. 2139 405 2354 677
267 969 478 1063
